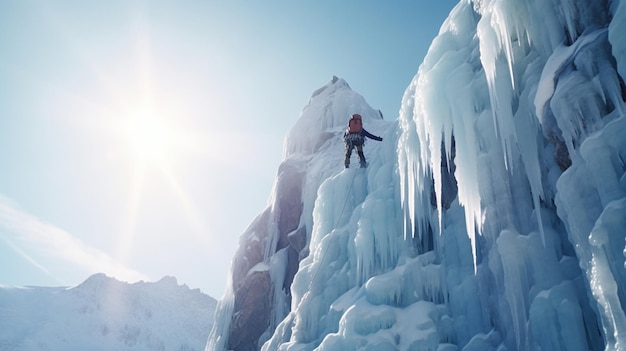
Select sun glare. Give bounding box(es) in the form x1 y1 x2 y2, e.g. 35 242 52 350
116 108 211 260
125 112 178 167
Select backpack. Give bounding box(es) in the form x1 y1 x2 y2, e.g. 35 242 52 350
348 114 362 133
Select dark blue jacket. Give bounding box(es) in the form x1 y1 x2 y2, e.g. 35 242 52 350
344 128 383 142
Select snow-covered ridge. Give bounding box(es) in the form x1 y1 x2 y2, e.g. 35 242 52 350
283 75 384 158
0 274 217 351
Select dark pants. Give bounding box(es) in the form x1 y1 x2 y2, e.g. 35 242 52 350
345 135 366 167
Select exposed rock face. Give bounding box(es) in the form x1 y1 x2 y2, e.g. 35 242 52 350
228 270 271 351
226 159 306 351
287 226 307 258
230 210 270 294
274 160 306 251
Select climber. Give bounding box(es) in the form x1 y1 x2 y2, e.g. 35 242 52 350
343 113 383 168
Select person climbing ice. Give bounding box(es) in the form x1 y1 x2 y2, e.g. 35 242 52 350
343 113 383 168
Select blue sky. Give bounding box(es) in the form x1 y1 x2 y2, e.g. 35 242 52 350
0 1 458 298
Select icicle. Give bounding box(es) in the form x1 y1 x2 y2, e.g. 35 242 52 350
588 201 626 350
206 274 235 351
609 0 626 82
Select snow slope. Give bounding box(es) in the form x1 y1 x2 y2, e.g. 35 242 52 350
209 0 626 350
0 274 217 351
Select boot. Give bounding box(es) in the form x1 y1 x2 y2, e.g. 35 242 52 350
358 151 367 168
344 156 350 168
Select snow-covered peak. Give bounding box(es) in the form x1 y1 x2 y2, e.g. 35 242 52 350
0 274 217 351
283 75 383 158
155 274 178 286
207 75 392 351
74 271 108 286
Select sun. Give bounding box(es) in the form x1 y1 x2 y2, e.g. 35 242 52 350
124 111 179 168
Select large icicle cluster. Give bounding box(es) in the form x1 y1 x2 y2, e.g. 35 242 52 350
209 0 626 350
399 0 626 349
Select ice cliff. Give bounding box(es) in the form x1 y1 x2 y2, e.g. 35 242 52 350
208 0 626 350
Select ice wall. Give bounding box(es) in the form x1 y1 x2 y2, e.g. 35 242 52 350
404 0 625 349
258 0 626 351
209 0 626 349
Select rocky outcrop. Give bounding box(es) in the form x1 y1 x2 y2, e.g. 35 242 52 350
228 269 271 351
226 159 306 351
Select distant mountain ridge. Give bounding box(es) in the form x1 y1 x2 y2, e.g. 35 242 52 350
0 274 216 351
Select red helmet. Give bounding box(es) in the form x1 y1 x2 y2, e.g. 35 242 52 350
351 113 362 120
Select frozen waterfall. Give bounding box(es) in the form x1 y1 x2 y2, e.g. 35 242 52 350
208 0 626 350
